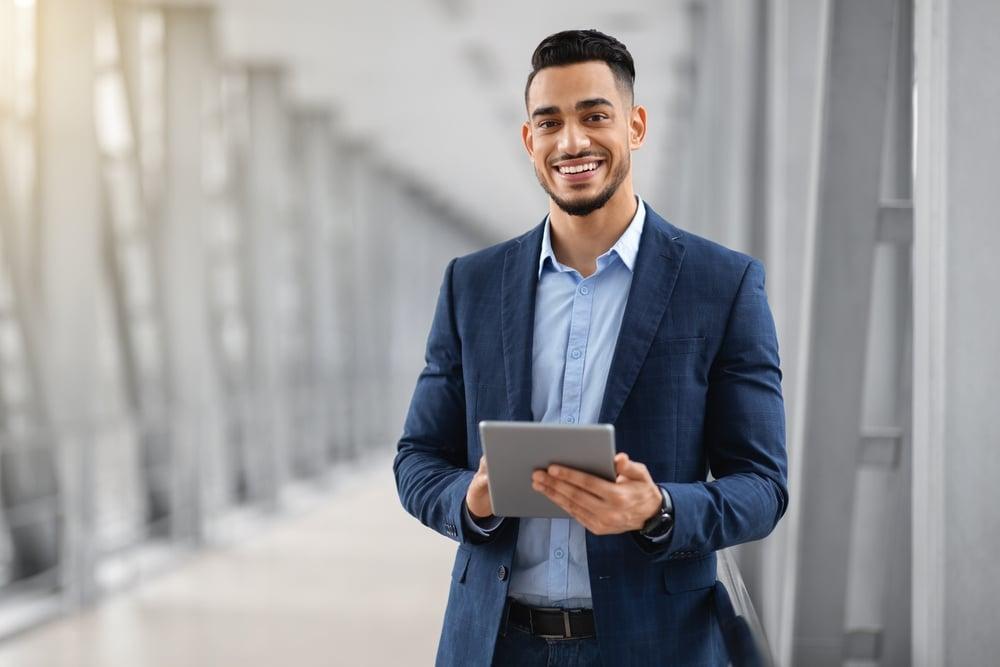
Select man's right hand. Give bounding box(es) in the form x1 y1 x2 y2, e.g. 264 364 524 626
466 455 494 520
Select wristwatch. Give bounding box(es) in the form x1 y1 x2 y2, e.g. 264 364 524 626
639 487 674 538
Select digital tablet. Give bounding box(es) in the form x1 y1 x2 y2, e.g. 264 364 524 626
478 421 617 519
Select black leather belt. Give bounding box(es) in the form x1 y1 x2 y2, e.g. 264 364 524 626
504 598 596 639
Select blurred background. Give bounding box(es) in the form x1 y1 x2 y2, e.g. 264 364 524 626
0 0 997 665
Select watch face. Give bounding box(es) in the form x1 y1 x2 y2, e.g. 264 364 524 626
642 510 671 536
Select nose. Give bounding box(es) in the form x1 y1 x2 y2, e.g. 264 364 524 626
557 120 591 157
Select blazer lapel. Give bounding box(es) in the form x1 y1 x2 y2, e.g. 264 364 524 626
599 209 686 425
501 222 545 421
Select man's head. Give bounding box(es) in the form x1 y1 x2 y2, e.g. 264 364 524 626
522 30 646 217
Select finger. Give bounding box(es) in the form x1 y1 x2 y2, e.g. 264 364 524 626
548 491 613 535
534 470 605 505
535 480 607 527
546 464 615 498
536 482 603 527
533 476 604 512
478 455 487 473
541 485 617 535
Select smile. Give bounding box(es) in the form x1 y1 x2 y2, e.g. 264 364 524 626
557 161 601 174
552 159 605 182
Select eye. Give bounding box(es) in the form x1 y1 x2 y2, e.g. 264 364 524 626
586 113 609 122
537 120 559 129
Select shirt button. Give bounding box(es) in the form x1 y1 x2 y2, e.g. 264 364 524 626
554 548 565 559
565 416 575 424
571 349 582 359
497 565 508 581
579 285 590 295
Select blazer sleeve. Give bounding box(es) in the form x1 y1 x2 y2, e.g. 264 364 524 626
653 258 789 561
393 258 480 544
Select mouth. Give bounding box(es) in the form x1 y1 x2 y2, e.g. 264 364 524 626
552 158 605 183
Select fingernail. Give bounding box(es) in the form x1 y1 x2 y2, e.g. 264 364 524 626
549 466 560 476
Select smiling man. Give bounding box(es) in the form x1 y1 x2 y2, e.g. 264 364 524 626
394 29 788 666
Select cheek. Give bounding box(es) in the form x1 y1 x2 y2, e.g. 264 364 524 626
533 161 548 181
535 156 554 177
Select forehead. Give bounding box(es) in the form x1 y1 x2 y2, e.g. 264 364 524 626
527 61 623 110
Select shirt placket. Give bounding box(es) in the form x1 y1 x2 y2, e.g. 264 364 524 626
560 278 594 425
547 275 595 603
546 517 570 601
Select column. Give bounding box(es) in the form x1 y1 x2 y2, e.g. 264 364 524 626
36 0 101 603
291 108 337 474
913 0 1000 663
790 1 897 664
244 65 292 506
161 5 223 540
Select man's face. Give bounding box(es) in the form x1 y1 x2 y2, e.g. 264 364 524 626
522 61 645 217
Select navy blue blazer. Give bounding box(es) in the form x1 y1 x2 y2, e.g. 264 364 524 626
394 204 788 666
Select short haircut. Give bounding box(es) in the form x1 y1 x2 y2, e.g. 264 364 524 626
524 29 636 109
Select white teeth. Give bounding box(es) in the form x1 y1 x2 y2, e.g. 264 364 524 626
558 161 599 174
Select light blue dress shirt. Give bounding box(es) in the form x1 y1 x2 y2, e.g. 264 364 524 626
508 196 645 609
465 195 671 609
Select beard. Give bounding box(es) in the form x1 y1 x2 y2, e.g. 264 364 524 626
535 152 630 217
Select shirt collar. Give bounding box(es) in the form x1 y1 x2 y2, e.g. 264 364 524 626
538 194 646 279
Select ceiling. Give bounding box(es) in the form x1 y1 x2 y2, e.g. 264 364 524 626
211 0 693 238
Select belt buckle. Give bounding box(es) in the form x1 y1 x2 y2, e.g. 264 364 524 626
530 608 573 640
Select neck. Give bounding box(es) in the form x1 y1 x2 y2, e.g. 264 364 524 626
548 180 638 278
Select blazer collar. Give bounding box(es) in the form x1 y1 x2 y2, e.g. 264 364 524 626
500 203 686 425
501 221 545 421
598 207 686 425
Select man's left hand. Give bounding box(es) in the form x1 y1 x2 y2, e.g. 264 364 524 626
531 452 663 535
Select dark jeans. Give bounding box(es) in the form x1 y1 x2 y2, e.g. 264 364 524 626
492 624 602 666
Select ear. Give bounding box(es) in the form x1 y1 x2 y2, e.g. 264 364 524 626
522 121 534 158
629 105 647 150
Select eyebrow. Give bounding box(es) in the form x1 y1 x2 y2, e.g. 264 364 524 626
530 97 615 118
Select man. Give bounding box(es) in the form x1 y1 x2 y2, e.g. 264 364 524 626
394 29 788 666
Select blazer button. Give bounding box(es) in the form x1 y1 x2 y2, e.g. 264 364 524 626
497 565 508 581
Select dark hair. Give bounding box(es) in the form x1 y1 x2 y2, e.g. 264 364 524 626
524 29 636 108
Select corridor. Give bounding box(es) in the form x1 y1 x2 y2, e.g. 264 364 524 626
0 455 449 666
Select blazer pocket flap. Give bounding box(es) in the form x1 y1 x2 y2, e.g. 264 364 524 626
647 336 705 359
662 554 717 594
452 547 472 584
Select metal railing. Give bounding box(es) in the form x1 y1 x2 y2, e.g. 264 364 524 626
716 548 775 667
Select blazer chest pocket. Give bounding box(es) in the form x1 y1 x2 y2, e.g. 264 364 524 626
645 336 705 361
662 553 716 594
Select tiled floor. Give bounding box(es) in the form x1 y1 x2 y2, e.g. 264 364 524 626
0 454 455 666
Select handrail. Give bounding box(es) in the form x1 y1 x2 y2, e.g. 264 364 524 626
715 548 776 667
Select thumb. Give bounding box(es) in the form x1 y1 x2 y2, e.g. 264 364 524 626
614 452 630 476
618 458 649 481
614 452 630 483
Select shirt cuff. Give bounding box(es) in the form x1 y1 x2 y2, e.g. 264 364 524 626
462 501 504 536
